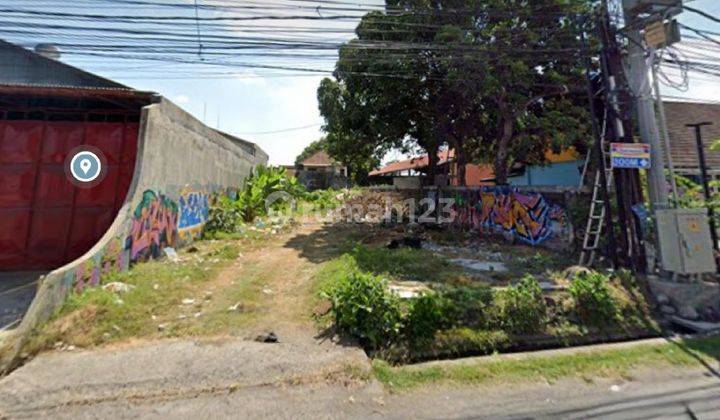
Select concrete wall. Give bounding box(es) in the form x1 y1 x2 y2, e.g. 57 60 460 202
438 186 576 249
1 98 267 371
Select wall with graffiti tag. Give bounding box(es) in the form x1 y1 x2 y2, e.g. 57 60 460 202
442 186 574 248
2 99 267 372
177 189 210 241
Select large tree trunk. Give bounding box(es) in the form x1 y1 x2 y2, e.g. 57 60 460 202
426 143 439 186
494 115 514 186
455 142 467 186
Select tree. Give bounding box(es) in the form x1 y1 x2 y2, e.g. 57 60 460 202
427 0 592 184
318 6 448 184
295 138 328 166
321 0 592 185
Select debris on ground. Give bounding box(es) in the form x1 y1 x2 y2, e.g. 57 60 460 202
387 236 423 250
670 316 720 333
181 298 195 306
678 306 700 321
255 331 278 343
163 247 180 263
227 302 243 312
561 266 593 281
102 282 135 294
450 258 508 273
388 281 431 299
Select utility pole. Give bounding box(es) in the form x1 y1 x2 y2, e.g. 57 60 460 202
580 16 619 268
597 0 647 272
621 0 669 210
686 122 720 261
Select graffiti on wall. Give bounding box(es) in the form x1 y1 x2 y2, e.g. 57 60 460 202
125 190 178 263
178 189 209 240
72 237 129 292
450 187 572 246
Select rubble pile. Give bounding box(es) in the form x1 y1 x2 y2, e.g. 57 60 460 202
333 190 416 223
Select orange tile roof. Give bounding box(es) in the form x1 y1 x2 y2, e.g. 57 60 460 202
369 149 454 176
300 150 334 167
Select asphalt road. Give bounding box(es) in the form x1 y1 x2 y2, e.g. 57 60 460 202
0 272 42 331
1 335 719 419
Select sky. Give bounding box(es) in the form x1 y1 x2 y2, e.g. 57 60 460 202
2 0 720 165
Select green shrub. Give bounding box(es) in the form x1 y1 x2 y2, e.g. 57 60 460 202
239 165 305 222
323 272 403 350
439 285 495 329
498 275 548 335
569 271 618 327
205 166 308 235
404 293 449 346
205 196 245 235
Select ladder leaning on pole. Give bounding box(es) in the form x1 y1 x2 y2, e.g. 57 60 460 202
579 146 614 267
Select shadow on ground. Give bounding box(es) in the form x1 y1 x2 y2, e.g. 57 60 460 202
283 222 388 264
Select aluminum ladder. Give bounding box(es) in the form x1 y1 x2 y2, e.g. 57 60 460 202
579 148 614 267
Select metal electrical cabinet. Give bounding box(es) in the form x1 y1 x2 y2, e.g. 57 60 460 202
656 209 716 274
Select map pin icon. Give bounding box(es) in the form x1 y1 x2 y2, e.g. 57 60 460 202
80 158 92 175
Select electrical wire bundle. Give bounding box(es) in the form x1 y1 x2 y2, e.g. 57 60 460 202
0 0 593 84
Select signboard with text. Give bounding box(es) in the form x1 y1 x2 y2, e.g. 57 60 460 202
610 143 651 169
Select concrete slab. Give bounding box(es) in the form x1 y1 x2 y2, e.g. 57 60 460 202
0 272 44 331
388 281 431 299
670 316 720 333
450 258 508 272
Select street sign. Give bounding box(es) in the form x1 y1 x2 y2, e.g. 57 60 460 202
610 143 651 169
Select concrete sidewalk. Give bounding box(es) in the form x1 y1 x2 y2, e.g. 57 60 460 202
0 338 718 419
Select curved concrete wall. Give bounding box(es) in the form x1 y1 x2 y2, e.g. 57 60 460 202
1 98 267 371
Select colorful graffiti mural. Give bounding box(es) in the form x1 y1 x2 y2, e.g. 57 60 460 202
126 190 179 263
72 237 129 293
178 189 209 240
449 187 572 246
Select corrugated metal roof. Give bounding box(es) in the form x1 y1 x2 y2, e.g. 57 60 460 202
0 83 156 98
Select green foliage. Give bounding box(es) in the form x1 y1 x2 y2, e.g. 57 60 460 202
323 272 403 350
439 285 495 329
205 196 245 234
239 165 305 222
206 165 308 234
303 189 341 211
673 174 720 224
569 271 618 327
349 245 458 282
320 0 592 185
404 293 449 345
498 275 548 335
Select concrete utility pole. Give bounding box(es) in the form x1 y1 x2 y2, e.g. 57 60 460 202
621 0 669 210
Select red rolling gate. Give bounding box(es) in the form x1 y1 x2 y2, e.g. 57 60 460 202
0 120 138 270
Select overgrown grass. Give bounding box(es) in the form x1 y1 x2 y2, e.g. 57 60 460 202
372 335 720 391
315 244 660 364
22 239 265 355
349 245 468 284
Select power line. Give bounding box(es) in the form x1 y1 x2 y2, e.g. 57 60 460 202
236 123 322 135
